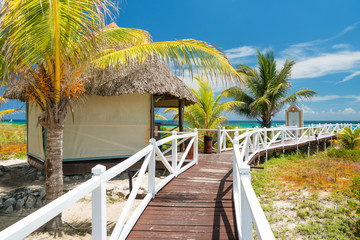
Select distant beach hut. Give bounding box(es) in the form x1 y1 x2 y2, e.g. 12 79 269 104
4 59 196 173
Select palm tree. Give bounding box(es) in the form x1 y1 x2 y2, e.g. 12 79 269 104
0 0 242 230
333 127 360 150
166 77 243 135
225 50 316 128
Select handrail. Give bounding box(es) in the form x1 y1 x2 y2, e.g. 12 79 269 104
1 123 350 240
0 129 199 240
0 178 100 239
231 123 347 239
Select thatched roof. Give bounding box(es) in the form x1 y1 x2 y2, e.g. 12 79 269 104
3 59 197 105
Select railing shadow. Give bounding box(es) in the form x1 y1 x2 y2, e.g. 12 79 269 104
211 168 238 240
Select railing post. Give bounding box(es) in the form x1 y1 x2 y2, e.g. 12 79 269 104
223 127 226 150
281 126 285 154
295 125 299 155
240 163 253 240
92 165 107 240
256 130 260 163
217 126 222 153
194 128 199 164
307 127 311 157
311 123 314 136
324 124 327 152
149 138 156 199
234 129 239 141
172 131 178 177
245 131 249 163
253 127 257 152
232 137 240 238
264 128 268 162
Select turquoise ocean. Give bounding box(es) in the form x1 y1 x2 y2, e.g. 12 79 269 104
156 120 360 128
2 119 360 128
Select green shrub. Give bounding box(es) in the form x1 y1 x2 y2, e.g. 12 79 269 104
327 148 360 162
333 127 360 150
14 151 27 159
0 123 26 147
343 176 360 237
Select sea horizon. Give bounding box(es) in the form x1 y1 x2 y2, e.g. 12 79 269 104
2 119 360 128
156 119 360 129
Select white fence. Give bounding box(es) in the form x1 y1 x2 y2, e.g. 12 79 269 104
193 122 357 154
1 123 354 240
230 123 351 239
0 130 198 240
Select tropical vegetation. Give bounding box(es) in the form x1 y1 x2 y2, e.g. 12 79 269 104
226 50 316 128
0 0 241 230
252 151 360 239
0 123 26 159
333 127 360 150
165 77 243 136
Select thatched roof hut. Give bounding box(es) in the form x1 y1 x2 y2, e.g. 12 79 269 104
5 59 195 174
4 59 197 104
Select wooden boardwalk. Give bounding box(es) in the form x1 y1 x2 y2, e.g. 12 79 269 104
127 151 237 239
127 135 334 239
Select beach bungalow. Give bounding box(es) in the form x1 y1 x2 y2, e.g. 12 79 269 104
4 59 196 173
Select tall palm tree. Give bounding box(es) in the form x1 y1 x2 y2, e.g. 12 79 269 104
225 50 316 128
333 127 360 150
0 0 242 230
166 77 243 135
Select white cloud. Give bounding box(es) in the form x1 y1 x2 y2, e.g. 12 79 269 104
291 51 360 79
276 22 360 80
224 46 257 60
343 107 356 114
309 95 360 102
282 22 359 57
222 23 360 83
301 105 316 114
310 95 342 102
327 107 357 115
336 71 360 84
332 44 350 49
178 71 233 92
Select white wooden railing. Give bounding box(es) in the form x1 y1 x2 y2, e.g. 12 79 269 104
0 130 198 240
157 123 358 154
230 123 350 240
2 122 356 240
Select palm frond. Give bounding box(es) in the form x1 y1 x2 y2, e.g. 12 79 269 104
155 114 167 120
93 40 242 83
97 27 152 48
0 109 23 118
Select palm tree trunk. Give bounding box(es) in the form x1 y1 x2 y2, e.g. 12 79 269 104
44 127 64 231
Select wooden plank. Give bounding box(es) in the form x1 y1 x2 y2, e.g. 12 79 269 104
131 224 234 233
129 231 237 239
127 151 237 239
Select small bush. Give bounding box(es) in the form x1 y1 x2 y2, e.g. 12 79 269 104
14 151 27 159
343 176 360 237
327 148 360 162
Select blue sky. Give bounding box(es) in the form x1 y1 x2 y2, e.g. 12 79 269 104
3 0 360 121
114 0 360 121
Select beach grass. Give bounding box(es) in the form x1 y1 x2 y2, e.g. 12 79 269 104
0 123 27 160
251 151 360 239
